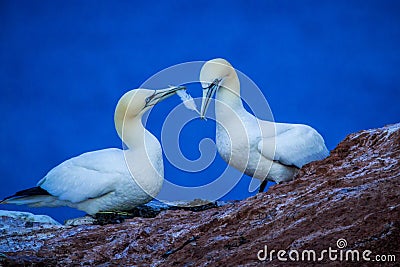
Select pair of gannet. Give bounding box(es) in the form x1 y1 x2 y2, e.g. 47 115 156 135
1 86 184 214
199 58 329 192
2 58 329 215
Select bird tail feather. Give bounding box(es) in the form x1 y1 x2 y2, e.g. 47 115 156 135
0 186 53 207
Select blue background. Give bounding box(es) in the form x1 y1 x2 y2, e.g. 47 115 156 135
1 0 399 223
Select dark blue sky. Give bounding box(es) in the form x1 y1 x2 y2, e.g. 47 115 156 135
1 0 399 222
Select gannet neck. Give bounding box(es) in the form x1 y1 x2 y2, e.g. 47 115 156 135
114 87 184 149
217 79 243 109
215 72 246 120
114 90 149 150
118 115 149 149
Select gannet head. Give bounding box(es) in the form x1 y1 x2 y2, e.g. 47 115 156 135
199 58 238 119
114 86 185 140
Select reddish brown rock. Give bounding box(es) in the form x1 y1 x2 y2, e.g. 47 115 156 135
1 123 399 266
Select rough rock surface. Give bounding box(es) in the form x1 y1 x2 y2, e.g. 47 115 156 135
1 123 399 266
0 210 60 226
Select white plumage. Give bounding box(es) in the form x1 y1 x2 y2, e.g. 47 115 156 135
200 58 329 191
34 147 162 215
257 123 329 169
1 87 183 214
40 148 128 204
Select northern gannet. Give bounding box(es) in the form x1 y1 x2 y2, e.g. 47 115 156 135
200 58 329 192
1 86 185 214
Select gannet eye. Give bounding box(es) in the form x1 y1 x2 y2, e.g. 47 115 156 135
203 84 211 90
205 79 221 90
214 78 222 85
145 90 157 104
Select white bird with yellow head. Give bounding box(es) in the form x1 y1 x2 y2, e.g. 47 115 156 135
1 86 185 214
200 58 329 192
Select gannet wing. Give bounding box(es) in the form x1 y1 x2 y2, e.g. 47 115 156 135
37 148 128 203
257 123 329 168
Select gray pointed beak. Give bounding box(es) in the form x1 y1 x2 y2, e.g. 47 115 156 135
200 79 221 119
145 85 186 107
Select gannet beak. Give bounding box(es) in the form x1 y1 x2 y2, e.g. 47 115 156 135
145 85 186 108
200 79 221 119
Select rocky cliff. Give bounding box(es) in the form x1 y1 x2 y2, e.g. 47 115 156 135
1 123 399 266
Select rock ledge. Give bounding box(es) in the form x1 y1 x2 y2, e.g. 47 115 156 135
1 123 399 266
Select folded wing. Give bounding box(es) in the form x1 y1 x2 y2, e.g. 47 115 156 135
38 148 129 203
258 123 329 168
